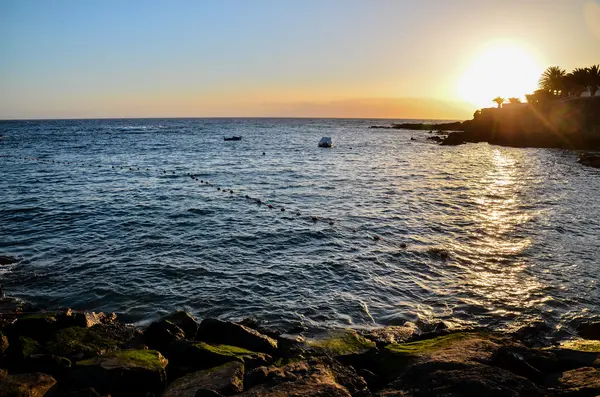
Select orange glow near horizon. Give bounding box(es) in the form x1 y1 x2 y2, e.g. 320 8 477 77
457 41 545 109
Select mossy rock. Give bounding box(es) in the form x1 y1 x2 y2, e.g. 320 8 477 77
307 330 376 356
10 313 58 341
558 339 600 352
163 361 244 397
46 326 123 360
385 333 471 356
75 349 168 396
165 340 270 371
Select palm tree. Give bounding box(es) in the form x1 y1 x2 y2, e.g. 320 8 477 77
565 68 589 97
587 65 600 96
539 66 566 95
493 97 505 108
508 97 522 104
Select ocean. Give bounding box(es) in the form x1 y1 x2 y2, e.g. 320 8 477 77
1 118 599 335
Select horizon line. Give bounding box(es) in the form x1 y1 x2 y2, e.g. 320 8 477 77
0 116 465 122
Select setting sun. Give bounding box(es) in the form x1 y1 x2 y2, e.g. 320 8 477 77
457 42 545 109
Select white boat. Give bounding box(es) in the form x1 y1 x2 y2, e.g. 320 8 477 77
318 137 333 148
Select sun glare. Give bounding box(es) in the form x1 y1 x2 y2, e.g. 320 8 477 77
457 42 544 109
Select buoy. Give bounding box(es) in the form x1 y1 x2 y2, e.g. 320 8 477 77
373 235 380 241
400 242 407 248
311 216 318 222
280 208 285 212
230 190 233 194
262 152 265 155
245 195 249 199
329 221 334 225
268 204 273 209
296 212 301 216
200 180 203 183
217 187 221 190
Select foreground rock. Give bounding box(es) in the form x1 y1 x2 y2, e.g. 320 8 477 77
163 361 244 397
196 318 278 354
73 349 168 396
3 308 600 396
0 372 56 397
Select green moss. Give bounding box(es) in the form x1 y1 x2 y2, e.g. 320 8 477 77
47 326 121 358
78 349 167 370
386 333 471 356
19 313 56 321
273 357 302 367
18 336 41 357
558 339 600 352
194 341 254 357
308 330 376 356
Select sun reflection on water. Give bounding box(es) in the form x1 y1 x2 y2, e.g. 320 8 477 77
451 148 548 325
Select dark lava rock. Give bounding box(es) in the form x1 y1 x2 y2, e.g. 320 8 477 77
0 330 8 355
165 340 270 373
556 367 600 395
382 361 542 396
57 309 117 329
196 318 278 354
144 319 186 351
45 325 135 361
238 359 356 396
511 321 553 347
9 313 58 341
0 372 57 397
440 131 466 146
162 311 200 340
0 255 18 266
163 361 244 397
490 345 561 382
578 321 600 340
578 152 600 168
72 349 168 396
426 135 443 142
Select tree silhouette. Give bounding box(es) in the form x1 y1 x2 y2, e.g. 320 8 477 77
587 65 600 96
539 66 566 95
508 97 522 104
493 97 505 108
564 68 589 97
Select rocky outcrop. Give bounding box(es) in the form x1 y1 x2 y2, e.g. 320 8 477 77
196 319 278 354
161 311 199 339
2 309 600 396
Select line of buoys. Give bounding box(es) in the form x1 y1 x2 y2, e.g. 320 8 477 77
1 154 399 245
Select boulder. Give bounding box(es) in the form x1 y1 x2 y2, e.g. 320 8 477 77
45 326 124 361
381 361 541 396
162 311 199 339
57 309 117 329
556 367 600 395
440 132 466 146
306 330 376 357
0 255 18 266
74 349 168 396
0 372 57 397
578 153 600 168
165 340 270 371
549 339 600 370
377 332 503 383
238 360 353 397
1 330 9 354
143 320 186 351
196 319 277 354
362 324 419 346
163 361 244 397
9 313 58 341
4 336 42 368
490 345 561 381
578 321 600 340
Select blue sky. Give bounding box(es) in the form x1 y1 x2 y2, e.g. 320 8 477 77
1 0 599 119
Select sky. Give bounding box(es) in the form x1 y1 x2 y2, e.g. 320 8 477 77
1 0 600 120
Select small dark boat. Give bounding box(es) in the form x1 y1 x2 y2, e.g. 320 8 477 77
224 136 242 141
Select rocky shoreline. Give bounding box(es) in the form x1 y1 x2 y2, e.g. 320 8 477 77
1 297 599 396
